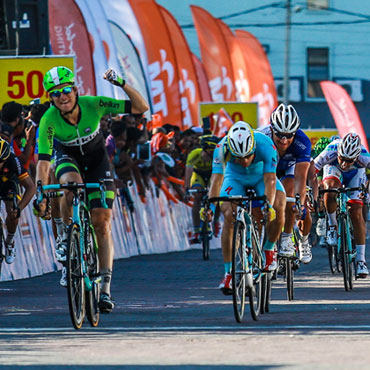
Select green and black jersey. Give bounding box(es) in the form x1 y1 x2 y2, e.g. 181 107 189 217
38 96 131 161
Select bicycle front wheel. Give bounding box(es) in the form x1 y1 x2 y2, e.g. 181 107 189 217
66 223 85 329
201 221 210 260
249 228 262 320
231 220 246 323
286 257 294 301
327 244 336 274
339 215 351 292
85 224 100 327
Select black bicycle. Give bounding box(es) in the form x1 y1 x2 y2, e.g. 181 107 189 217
188 188 212 260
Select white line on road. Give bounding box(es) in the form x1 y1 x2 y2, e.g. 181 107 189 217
1 325 370 332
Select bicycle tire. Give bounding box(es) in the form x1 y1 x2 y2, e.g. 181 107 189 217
260 273 267 315
66 223 85 329
249 228 262 321
0 222 4 277
201 221 210 261
264 274 272 313
339 215 351 292
231 220 246 323
286 258 294 301
327 244 336 274
84 222 100 327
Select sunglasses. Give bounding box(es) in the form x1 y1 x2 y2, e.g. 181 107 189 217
339 156 355 163
49 86 73 98
273 130 295 140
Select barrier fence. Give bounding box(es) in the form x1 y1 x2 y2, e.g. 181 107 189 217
0 181 221 282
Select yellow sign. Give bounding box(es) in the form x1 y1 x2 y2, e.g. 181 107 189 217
199 102 258 129
0 55 74 106
304 129 339 148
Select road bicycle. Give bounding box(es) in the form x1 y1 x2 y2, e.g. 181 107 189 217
37 180 108 329
0 193 19 277
276 194 301 301
320 186 363 291
188 188 212 260
209 190 269 322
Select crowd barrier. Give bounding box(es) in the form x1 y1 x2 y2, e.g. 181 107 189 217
0 181 221 282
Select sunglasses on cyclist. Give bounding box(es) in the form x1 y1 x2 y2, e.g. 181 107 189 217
49 86 73 98
339 156 355 163
273 130 295 140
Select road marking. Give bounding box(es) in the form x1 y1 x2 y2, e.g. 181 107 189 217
1 325 370 332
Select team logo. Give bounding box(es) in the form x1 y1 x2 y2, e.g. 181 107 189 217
85 127 91 134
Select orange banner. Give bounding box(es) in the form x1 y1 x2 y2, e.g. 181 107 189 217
235 30 277 127
218 20 250 102
192 53 212 102
159 5 201 129
320 81 369 151
129 0 182 128
191 6 236 102
49 0 96 96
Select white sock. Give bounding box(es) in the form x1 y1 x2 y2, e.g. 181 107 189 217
356 245 366 262
301 235 309 243
327 212 337 227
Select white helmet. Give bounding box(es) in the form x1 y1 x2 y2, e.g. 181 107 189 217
270 103 300 134
227 121 255 158
338 133 362 160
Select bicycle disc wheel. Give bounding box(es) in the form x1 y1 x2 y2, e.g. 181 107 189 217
85 224 100 327
201 221 210 260
66 223 85 329
286 258 294 301
231 220 246 323
249 229 262 321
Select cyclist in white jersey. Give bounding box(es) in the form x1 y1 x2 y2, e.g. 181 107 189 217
313 133 370 277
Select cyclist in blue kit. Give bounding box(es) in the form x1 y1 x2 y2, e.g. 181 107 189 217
205 121 286 295
259 103 313 264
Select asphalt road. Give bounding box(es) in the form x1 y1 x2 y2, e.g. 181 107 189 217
1 243 370 369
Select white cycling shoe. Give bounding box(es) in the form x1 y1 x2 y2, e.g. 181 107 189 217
279 234 295 257
326 226 338 246
5 241 16 264
299 240 312 264
316 217 326 237
356 261 369 279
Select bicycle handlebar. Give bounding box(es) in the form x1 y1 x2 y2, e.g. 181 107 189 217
319 186 364 196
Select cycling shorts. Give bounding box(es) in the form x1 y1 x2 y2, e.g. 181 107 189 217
190 171 210 189
323 165 365 202
54 145 115 209
220 172 285 198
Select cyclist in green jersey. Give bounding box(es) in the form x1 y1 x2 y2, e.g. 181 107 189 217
33 66 148 312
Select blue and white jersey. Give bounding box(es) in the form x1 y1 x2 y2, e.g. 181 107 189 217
259 126 311 174
212 131 278 177
314 139 370 173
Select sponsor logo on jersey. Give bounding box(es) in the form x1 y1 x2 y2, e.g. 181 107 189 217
214 158 220 164
99 99 119 109
85 127 92 134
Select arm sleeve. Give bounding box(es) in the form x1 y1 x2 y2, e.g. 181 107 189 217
212 142 226 175
262 141 278 174
95 96 131 116
295 134 312 164
37 117 54 161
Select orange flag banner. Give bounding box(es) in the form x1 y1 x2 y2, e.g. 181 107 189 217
192 53 212 102
159 5 201 129
217 20 250 102
129 0 182 128
320 81 369 151
235 30 277 127
191 6 236 102
213 108 234 137
49 0 96 95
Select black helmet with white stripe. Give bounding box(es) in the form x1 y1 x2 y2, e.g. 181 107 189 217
338 133 362 160
270 103 300 134
227 121 255 158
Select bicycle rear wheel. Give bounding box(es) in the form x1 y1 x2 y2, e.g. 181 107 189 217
231 220 246 323
66 223 85 329
85 223 100 327
261 272 272 314
201 221 210 260
249 228 262 320
327 244 336 274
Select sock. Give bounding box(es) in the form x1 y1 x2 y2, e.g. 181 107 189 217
263 240 275 251
5 232 15 245
301 235 309 243
282 232 292 238
54 218 65 237
101 268 112 296
224 262 232 274
327 212 337 227
356 245 366 262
